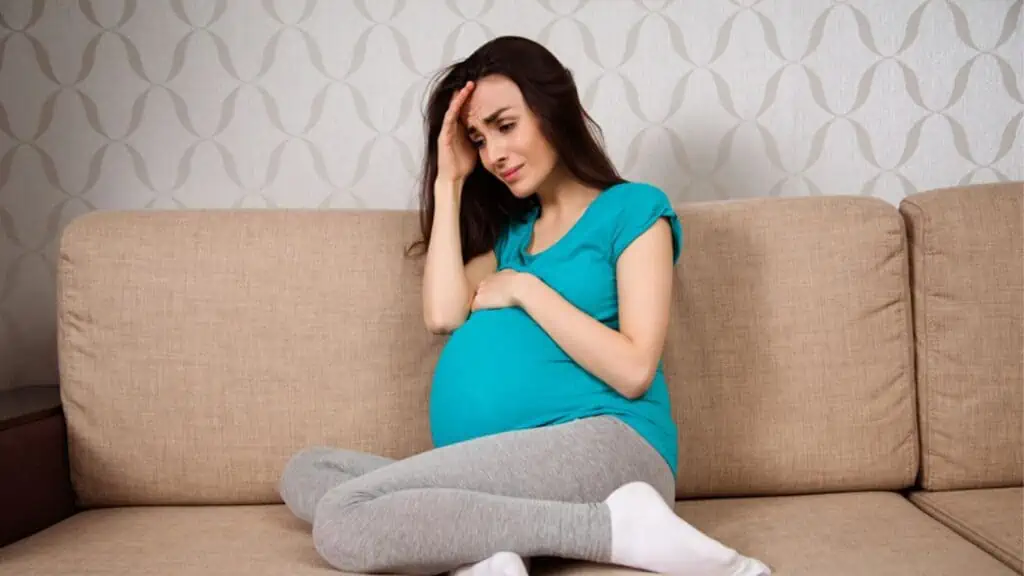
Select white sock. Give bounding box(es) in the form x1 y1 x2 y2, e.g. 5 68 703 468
450 551 529 576
604 481 771 576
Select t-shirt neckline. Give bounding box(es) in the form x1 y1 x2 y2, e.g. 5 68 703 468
519 183 621 261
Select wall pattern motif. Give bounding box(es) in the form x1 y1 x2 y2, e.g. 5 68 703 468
0 0 1021 390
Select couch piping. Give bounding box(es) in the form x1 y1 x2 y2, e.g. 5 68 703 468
911 493 1022 572
900 199 931 487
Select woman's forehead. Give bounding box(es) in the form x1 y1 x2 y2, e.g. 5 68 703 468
461 76 523 125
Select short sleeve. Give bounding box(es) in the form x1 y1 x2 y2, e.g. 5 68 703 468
609 183 683 263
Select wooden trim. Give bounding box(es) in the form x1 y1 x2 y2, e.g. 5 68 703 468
0 387 62 433
0 410 76 547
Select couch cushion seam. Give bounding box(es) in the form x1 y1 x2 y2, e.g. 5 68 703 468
902 199 932 487
912 494 1020 567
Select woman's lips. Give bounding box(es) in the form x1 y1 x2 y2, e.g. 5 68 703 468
501 165 523 181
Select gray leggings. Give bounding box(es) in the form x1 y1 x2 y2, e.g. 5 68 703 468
279 416 675 574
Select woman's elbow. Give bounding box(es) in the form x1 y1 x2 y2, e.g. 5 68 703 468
423 309 465 334
620 362 657 400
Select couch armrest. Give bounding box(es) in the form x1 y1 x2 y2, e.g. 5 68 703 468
0 386 76 548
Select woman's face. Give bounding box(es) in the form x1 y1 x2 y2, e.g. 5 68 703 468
460 74 559 198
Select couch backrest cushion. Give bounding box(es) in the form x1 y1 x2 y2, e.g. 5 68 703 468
58 195 922 507
58 210 442 507
899 183 1023 490
664 196 919 498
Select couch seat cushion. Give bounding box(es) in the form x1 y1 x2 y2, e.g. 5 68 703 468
910 487 1023 572
0 493 1016 576
0 505 336 575
534 492 1017 576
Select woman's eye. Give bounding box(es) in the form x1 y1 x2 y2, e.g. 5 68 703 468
499 122 516 133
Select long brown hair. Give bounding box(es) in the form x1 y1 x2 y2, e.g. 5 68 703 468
408 36 626 261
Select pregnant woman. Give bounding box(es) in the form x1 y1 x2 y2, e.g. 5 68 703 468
280 35 770 576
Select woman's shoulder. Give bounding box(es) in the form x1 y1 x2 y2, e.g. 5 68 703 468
598 181 676 214
597 180 683 261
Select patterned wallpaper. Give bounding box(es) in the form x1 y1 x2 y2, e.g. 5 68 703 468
0 0 1021 391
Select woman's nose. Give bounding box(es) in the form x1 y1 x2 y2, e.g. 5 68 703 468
486 142 508 169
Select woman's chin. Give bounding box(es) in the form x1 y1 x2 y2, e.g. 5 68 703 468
504 179 535 199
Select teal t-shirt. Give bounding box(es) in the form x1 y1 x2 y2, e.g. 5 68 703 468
429 181 683 477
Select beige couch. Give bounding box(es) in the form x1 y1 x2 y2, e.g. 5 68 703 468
0 182 1020 575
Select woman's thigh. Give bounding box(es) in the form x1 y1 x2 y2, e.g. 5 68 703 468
331 415 674 504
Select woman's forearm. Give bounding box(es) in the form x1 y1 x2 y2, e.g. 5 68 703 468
422 179 471 333
513 274 657 399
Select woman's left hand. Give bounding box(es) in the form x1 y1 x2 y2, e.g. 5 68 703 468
471 269 531 310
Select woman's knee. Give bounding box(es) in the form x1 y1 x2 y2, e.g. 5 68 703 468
278 447 332 515
311 485 378 572
280 446 332 486
640 454 676 505
655 470 676 504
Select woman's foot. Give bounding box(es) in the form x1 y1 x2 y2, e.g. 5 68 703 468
451 551 529 576
604 481 771 576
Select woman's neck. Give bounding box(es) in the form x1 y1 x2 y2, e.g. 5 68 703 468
534 166 599 218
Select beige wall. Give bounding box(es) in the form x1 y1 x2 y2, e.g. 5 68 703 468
0 0 1021 391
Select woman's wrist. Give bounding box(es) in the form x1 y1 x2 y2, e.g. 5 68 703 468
434 177 465 200
511 272 541 308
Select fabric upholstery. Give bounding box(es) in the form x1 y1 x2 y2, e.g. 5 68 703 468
899 182 1024 490
540 492 1018 576
665 196 918 497
910 487 1023 573
0 506 336 575
2 494 1017 576
57 210 442 506
56 197 921 506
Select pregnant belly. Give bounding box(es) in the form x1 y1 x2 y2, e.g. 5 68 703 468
428 308 588 445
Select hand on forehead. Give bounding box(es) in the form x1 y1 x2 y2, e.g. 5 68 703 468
459 76 520 126
460 88 488 125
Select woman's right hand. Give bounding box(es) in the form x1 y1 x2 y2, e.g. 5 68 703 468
436 81 477 187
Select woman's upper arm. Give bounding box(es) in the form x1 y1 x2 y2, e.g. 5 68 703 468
615 218 676 367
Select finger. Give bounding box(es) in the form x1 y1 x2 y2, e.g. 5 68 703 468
441 85 466 128
443 82 474 129
452 81 474 108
